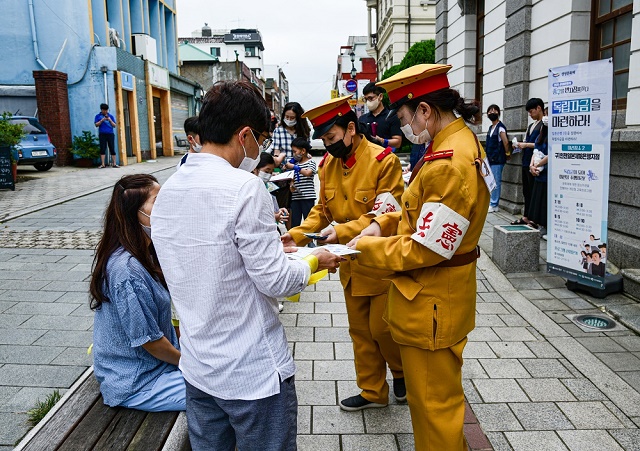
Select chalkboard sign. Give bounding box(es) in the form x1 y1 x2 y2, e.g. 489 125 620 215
0 146 15 191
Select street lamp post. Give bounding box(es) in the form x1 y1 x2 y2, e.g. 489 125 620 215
349 50 357 114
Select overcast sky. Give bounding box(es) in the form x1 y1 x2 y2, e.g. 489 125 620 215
176 1 368 111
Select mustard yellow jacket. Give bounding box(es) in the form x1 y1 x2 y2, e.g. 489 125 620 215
288 135 404 296
356 118 490 350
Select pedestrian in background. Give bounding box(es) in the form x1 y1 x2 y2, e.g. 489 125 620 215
348 64 490 450
271 102 310 166
359 82 403 150
284 137 317 228
151 81 341 451
177 116 201 169
89 174 185 412
485 104 510 212
528 111 549 237
281 95 406 413
94 103 118 168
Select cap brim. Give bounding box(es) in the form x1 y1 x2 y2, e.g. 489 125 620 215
312 119 337 140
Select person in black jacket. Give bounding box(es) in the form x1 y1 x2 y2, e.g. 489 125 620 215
485 104 510 212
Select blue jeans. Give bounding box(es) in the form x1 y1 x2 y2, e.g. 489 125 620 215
120 370 186 411
185 375 298 451
490 164 505 207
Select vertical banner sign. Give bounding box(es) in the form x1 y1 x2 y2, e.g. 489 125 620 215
547 59 613 289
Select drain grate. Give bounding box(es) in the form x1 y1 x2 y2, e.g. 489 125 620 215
565 313 626 332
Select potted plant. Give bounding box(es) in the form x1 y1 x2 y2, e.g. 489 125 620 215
71 131 100 167
0 112 25 183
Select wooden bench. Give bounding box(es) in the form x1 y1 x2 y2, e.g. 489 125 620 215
15 367 190 451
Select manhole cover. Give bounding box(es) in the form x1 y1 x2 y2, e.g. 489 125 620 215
565 313 626 332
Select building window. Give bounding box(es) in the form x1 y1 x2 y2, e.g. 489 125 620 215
475 0 485 104
591 0 632 108
210 47 220 57
245 46 256 57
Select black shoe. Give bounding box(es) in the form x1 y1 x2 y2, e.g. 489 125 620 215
393 378 407 402
339 394 386 412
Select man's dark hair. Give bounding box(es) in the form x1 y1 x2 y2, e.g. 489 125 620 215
100 103 109 110
599 243 607 249
591 250 601 258
199 81 269 145
184 116 199 136
525 98 544 111
362 82 385 96
256 151 275 170
291 137 311 152
487 104 501 114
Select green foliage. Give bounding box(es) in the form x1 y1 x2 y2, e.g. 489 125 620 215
0 112 26 163
381 40 436 81
27 390 62 427
381 64 403 81
71 131 100 159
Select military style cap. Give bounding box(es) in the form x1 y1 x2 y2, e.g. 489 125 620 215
302 95 354 139
376 64 452 110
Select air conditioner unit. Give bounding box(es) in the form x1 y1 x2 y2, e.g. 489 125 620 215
245 51 252 57
132 34 158 64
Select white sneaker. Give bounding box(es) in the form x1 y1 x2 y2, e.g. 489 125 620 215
278 302 284 313
488 206 499 213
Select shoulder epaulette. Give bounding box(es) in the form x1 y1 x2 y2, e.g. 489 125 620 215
319 152 329 167
424 149 454 161
376 146 393 161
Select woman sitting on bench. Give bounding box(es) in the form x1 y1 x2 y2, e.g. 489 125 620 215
89 174 185 412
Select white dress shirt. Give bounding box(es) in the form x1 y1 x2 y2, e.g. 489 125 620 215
152 153 310 400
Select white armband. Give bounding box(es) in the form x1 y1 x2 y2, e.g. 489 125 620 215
369 192 401 216
410 202 470 260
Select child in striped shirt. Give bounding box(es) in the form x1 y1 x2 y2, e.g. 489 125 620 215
286 138 317 228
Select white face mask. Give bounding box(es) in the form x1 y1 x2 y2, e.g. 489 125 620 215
400 108 432 145
192 142 202 152
238 130 261 172
283 118 297 127
258 171 272 182
542 116 549 127
138 210 152 238
366 99 380 111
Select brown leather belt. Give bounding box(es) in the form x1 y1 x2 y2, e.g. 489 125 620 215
433 246 481 268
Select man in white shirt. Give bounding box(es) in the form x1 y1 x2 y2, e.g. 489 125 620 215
152 80 341 451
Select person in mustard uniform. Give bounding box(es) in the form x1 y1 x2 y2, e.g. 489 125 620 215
348 64 491 450
281 96 406 411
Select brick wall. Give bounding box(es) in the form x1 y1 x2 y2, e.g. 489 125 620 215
32 70 73 166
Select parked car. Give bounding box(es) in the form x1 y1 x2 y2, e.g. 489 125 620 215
9 116 57 171
309 128 325 156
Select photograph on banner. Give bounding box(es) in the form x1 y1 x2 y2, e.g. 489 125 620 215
547 59 612 289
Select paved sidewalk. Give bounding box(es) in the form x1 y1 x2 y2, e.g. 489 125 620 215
1 164 640 449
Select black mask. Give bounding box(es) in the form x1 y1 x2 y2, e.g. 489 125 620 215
488 113 499 122
325 133 353 159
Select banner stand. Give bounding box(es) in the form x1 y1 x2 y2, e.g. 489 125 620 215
566 273 623 299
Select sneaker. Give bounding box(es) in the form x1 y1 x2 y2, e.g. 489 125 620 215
393 378 407 402
278 302 284 313
488 206 499 213
339 394 387 412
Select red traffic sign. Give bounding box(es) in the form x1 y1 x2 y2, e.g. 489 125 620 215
345 79 357 92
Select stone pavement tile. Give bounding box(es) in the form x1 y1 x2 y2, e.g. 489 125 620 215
296 361 312 381
18 315 93 331
479 359 531 378
504 431 568 450
537 277 569 289
13 262 77 272
476 314 507 327
45 249 95 256
594 352 640 371
335 342 355 360
531 299 571 311
28 271 89 282
548 288 581 300
463 342 497 359
284 326 314 342
519 359 573 378
0 412 28 445
396 433 415 451
312 406 365 433
0 386 68 413
52 292 88 303
297 313 331 327
314 281 343 292
463 379 483 403
278 314 297 327
493 327 538 341
488 342 536 358
560 379 607 401
560 297 596 310
69 304 94 317
314 302 347 314
469 327 501 342
608 429 640 451
330 291 345 303
314 361 357 381
519 290 556 301
0 387 21 405
557 401 624 429
486 432 513 451
55 255 94 264
297 435 339 451
342 434 399 451
281 302 314 314
601 400 637 428
633 417 640 428
463 359 489 379
295 343 334 361
0 329 46 346
0 290 65 303
50 347 93 366
499 314 531 327
479 292 505 303
41 281 89 292
0 270 39 280
336 381 362 404
296 381 337 406
0 301 16 313
0 280 49 291
363 405 412 433
618 371 640 390
517 379 576 402
612 335 640 351
70 263 93 272
474 379 529 403
509 278 544 290
477 303 510 315
7 254 63 263
576 337 627 353
508 402 574 430
557 430 623 451
314 327 351 342
477 280 489 293
0 364 86 388
0 314 31 328
31 330 92 348
558 322 603 338
0 345 64 365
4 301 80 316
332 314 349 327
471 403 523 431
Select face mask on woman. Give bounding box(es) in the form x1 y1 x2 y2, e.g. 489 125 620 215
325 133 353 159
488 113 499 122
138 210 152 238
400 108 431 145
258 171 272 182
284 118 297 127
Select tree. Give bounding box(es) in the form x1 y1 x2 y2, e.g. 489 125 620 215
381 40 436 81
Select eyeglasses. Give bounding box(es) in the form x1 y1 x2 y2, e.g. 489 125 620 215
251 129 273 151
363 95 378 102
